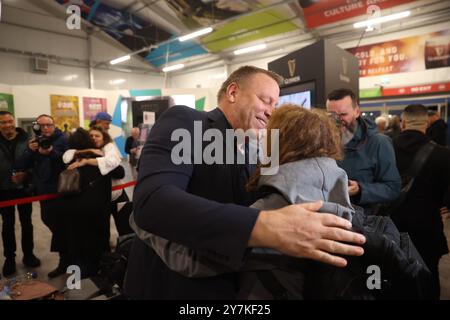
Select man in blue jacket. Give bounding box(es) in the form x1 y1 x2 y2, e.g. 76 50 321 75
15 114 69 278
124 66 366 299
326 89 401 213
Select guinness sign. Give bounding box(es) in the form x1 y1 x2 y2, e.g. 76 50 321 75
288 59 296 77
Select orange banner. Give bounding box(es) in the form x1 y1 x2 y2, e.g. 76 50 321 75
50 95 80 132
347 30 450 77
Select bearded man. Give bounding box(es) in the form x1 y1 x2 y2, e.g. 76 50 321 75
326 89 401 214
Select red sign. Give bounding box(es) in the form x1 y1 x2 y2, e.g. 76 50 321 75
347 30 450 77
382 82 450 96
300 0 414 29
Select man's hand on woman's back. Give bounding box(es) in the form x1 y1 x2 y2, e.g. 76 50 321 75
249 201 366 267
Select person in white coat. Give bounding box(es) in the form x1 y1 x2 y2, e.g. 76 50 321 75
63 127 122 179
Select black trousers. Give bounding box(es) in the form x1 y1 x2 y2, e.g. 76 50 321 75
111 191 133 237
40 198 68 255
420 253 441 300
411 232 444 300
0 190 34 259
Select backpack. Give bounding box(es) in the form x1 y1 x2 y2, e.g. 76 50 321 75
250 207 432 300
96 233 135 292
374 142 436 217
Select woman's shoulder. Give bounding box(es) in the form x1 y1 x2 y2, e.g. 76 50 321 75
102 142 115 150
103 142 122 157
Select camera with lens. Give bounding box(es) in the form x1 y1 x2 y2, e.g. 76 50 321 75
32 121 52 150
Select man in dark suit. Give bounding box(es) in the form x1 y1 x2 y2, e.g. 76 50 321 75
427 109 447 146
124 66 366 299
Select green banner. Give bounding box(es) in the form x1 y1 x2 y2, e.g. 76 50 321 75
202 10 297 53
359 88 382 99
195 97 205 111
0 93 14 115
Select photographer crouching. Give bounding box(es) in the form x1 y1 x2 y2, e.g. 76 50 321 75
15 114 69 278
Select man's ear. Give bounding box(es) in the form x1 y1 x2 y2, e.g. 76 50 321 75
226 83 238 103
355 105 361 118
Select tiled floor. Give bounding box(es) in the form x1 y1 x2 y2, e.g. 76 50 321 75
0 196 123 291
1 186 450 298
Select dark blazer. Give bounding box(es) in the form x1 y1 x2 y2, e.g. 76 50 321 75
392 130 450 260
426 118 447 146
65 165 112 263
124 106 260 299
124 136 139 167
0 128 30 191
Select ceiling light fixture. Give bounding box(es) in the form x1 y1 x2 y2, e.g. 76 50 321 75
109 79 126 85
108 45 158 65
110 55 131 65
353 10 411 29
63 74 78 81
234 43 267 56
179 27 213 42
162 64 185 72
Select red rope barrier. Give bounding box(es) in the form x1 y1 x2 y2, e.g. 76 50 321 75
112 181 136 191
0 181 136 208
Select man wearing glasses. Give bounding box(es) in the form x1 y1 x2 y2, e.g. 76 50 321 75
326 89 401 215
15 114 69 278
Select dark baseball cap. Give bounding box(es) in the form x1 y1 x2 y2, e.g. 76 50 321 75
94 112 112 122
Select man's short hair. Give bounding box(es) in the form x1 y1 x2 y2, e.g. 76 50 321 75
375 116 387 125
217 66 283 103
402 104 428 129
0 111 13 117
327 88 358 108
36 114 54 122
